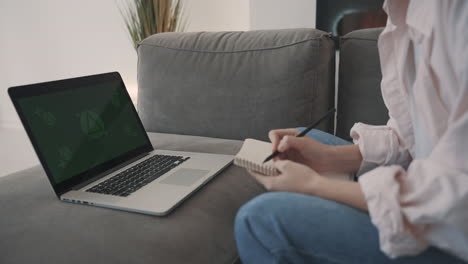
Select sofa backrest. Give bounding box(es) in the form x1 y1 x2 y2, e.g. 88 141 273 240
336 28 388 140
137 29 335 141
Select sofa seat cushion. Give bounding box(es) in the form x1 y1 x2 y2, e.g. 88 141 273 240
0 133 264 264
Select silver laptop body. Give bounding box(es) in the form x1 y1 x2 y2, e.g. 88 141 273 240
61 149 232 215
9 72 233 216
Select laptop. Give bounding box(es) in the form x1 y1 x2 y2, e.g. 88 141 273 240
8 72 233 216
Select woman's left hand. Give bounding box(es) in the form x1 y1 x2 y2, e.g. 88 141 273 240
248 160 323 194
248 160 369 211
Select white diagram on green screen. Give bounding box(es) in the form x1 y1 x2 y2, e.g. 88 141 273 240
78 110 107 139
34 107 57 126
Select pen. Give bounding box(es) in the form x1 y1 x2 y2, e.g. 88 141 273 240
263 108 336 163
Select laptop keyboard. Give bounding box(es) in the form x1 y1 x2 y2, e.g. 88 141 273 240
86 154 190 197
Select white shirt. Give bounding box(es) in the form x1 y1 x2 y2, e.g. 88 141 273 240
350 0 468 261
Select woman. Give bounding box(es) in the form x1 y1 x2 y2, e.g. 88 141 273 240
234 1 468 263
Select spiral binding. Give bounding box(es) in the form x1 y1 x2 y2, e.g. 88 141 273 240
234 157 279 176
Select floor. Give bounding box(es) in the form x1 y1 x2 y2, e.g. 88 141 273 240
0 126 39 178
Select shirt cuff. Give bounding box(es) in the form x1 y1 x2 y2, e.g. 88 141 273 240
359 165 428 257
350 123 399 176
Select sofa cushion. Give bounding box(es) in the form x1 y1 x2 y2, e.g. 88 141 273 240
0 133 264 264
336 28 389 140
137 28 335 141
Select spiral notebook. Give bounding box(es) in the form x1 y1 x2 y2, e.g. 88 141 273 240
234 139 280 175
234 138 352 180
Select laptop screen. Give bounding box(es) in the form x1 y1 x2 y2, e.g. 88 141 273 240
10 73 152 194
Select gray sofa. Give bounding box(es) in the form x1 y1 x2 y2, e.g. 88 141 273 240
0 28 387 264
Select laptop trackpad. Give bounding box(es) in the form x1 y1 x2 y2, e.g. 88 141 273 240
160 168 209 187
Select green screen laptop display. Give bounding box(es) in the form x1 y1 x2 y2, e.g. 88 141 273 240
17 79 148 184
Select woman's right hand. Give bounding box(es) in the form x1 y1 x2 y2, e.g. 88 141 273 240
268 128 335 173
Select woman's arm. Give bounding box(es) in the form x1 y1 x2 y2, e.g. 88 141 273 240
313 176 368 211
326 144 363 173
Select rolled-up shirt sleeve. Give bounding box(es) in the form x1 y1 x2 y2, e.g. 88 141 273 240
358 113 468 259
358 165 429 256
350 119 412 176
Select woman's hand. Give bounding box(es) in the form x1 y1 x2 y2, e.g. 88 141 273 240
248 160 368 211
249 160 324 194
268 128 334 173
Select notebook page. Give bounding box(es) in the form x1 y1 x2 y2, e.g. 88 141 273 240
234 139 278 175
236 139 273 164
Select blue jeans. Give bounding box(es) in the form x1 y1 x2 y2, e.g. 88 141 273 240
234 129 464 264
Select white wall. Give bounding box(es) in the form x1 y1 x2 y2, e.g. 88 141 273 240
184 0 250 32
0 0 138 130
185 0 315 32
250 0 316 30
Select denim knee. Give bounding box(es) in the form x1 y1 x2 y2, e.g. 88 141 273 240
235 192 276 236
235 192 287 226
235 192 352 242
235 192 340 263
235 192 290 263
236 192 323 228
235 192 319 243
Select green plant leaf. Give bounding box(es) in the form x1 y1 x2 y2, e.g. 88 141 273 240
119 0 186 51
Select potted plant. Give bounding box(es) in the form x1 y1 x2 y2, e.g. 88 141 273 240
120 0 186 51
